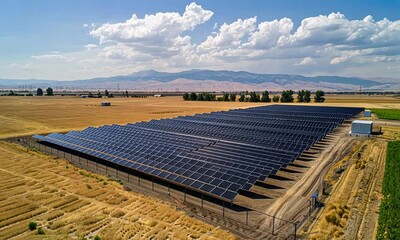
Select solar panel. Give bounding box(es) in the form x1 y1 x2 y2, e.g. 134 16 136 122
33 105 363 201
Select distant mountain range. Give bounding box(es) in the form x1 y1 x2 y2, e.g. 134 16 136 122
1 70 399 91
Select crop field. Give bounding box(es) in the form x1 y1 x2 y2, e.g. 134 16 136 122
377 141 400 240
372 108 400 121
0 95 399 139
0 94 399 239
0 141 236 239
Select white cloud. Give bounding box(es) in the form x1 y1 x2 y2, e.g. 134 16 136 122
90 2 212 46
84 44 97 50
4 4 400 80
245 18 293 49
198 17 256 52
295 57 316 65
212 22 218 30
32 54 70 61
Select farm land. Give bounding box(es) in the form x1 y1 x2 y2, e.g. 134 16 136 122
0 94 400 239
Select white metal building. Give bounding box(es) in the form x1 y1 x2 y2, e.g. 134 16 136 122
364 110 372 117
350 120 373 135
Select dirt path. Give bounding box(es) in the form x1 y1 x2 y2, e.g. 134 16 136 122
304 138 387 240
260 126 355 234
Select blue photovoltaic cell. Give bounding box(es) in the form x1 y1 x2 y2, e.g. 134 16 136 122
33 105 363 201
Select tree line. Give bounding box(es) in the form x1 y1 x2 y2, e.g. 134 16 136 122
183 90 325 103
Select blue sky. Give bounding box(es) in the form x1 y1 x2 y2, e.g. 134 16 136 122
1 0 400 80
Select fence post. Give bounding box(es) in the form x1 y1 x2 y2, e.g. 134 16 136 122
222 201 225 218
272 215 275 235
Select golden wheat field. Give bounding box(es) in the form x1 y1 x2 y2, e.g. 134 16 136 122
0 94 399 239
0 141 237 240
1 95 399 139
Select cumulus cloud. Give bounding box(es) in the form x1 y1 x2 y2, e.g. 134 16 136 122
198 17 256 51
86 3 400 75
295 57 316 66
31 53 72 61
9 3 400 80
90 2 212 47
84 44 97 50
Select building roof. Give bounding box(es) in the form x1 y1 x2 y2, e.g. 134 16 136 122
353 120 373 124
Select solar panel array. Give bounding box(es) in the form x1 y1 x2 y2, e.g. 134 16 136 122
34 105 363 201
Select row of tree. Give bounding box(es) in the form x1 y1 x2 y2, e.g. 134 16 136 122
36 88 53 96
183 90 325 103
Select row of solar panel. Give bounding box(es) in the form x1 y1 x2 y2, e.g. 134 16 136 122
34 105 364 200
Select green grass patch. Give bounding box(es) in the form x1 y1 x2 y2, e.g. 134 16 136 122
372 109 400 121
377 141 400 239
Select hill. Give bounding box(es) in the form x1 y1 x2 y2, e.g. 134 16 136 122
0 70 397 91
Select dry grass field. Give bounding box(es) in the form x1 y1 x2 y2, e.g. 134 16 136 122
0 141 236 239
0 96 261 139
1 94 400 239
0 94 399 139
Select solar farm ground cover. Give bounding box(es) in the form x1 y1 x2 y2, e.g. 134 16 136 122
35 105 364 203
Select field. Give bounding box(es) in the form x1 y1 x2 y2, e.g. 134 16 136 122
1 94 400 139
1 94 400 239
377 141 400 240
0 141 236 239
372 109 400 121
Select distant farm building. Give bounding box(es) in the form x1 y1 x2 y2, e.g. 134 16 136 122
350 120 373 135
101 102 111 106
364 110 372 117
154 94 164 97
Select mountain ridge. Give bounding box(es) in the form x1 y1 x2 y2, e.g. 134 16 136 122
0 69 397 91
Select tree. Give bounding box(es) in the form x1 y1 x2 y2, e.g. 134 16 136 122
36 88 43 96
223 93 229 101
189 92 197 101
97 91 102 98
297 90 303 103
297 90 311 103
125 90 129 97
280 90 294 103
46 87 53 96
37 228 45 235
229 93 236 102
304 90 311 103
183 93 189 101
105 90 109 97
272 95 280 102
28 222 37 230
261 90 271 102
314 90 325 102
197 93 204 101
249 92 260 102
94 236 101 240
239 93 246 102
